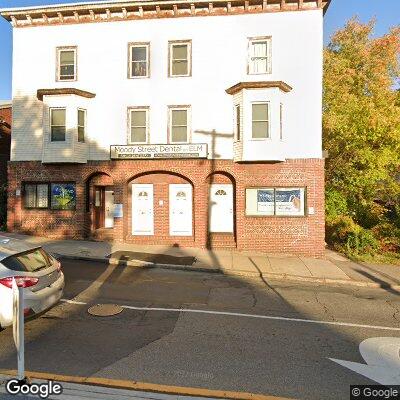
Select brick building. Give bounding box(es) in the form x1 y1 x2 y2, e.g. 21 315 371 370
0 102 11 186
1 0 330 256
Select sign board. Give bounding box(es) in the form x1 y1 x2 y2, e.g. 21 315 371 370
257 189 274 214
110 144 208 160
275 188 305 216
114 204 123 218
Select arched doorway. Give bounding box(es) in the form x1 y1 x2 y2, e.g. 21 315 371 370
128 171 195 245
206 172 236 248
85 172 114 240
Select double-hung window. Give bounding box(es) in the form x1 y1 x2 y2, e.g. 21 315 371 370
78 109 86 142
248 37 271 74
129 108 149 143
251 103 270 139
129 43 150 78
50 108 66 142
57 47 77 81
169 41 191 77
169 107 189 143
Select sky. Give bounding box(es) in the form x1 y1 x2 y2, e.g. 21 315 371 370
0 0 399 100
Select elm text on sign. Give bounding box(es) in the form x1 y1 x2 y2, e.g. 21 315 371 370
110 144 208 160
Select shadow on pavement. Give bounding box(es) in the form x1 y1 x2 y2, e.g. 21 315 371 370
107 250 196 266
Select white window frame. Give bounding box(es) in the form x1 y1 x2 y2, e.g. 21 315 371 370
128 107 149 144
251 102 270 140
57 47 77 81
128 42 150 79
49 107 66 142
168 106 190 143
169 40 192 77
77 108 86 143
248 37 272 75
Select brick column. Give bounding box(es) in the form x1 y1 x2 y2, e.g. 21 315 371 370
113 180 124 243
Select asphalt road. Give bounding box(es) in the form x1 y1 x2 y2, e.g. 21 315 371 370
1 258 400 399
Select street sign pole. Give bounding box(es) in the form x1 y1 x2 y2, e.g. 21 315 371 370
17 286 24 381
12 278 25 382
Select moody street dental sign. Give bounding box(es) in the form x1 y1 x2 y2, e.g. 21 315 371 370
110 144 208 160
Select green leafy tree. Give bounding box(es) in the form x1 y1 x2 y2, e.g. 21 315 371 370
323 19 400 259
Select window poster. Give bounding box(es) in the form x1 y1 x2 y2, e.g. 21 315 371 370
51 183 76 210
257 189 274 214
275 188 305 216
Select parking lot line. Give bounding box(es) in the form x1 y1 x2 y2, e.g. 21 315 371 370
61 298 400 331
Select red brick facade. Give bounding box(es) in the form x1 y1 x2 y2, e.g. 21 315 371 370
0 106 11 186
7 158 325 256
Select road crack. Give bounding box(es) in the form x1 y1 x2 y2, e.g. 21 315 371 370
250 290 258 307
386 300 400 323
314 292 335 321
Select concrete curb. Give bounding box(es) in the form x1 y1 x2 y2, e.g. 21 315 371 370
56 253 400 291
0 370 293 400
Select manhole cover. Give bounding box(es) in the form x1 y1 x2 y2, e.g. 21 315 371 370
87 304 123 317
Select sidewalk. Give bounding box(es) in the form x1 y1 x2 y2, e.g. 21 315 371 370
1 232 400 291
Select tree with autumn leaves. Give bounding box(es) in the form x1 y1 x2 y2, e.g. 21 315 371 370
323 19 400 262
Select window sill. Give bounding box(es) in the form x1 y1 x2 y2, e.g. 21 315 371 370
128 75 150 79
247 71 272 76
56 78 77 82
169 75 192 78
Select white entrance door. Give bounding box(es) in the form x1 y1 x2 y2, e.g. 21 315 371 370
104 190 114 228
209 184 234 233
169 184 192 236
132 184 154 235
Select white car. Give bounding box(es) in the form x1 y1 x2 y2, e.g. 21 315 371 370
0 236 64 329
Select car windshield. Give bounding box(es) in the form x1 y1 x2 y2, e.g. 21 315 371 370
2 248 52 272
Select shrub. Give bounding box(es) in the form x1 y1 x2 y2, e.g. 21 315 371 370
351 200 386 229
371 222 400 253
326 215 356 244
345 227 379 255
326 215 379 255
325 187 348 220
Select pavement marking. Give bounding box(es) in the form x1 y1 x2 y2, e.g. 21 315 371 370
60 298 400 331
330 337 400 385
0 369 293 400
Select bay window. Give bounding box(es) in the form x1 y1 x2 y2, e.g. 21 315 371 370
251 103 270 139
50 108 66 142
